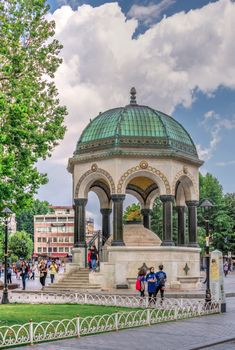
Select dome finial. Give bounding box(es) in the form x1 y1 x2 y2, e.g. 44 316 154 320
130 87 137 105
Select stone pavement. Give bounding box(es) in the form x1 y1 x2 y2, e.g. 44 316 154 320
11 298 235 350
1 270 235 297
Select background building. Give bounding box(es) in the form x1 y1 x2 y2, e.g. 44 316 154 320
34 206 94 260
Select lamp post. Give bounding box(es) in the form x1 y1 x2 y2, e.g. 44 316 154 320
199 199 213 304
1 207 13 304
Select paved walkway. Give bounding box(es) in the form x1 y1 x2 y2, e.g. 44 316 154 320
10 298 235 350
2 271 235 296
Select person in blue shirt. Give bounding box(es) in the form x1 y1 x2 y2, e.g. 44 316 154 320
146 267 156 305
155 264 167 302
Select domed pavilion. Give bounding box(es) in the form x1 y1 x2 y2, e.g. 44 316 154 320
68 88 203 290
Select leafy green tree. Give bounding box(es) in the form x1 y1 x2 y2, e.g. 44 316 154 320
123 203 141 222
16 199 50 239
0 0 67 213
151 198 163 240
8 231 33 261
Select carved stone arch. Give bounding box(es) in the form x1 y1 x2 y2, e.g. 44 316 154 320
172 169 198 201
145 188 160 209
126 189 145 208
117 164 171 195
74 166 115 198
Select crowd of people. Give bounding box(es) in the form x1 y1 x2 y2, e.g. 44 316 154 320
0 258 62 290
136 264 167 304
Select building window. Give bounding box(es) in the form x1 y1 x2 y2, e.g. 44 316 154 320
43 247 47 253
48 247 52 253
53 237 57 243
69 237 74 243
51 227 58 233
38 247 42 253
42 237 47 243
58 237 64 243
58 217 67 222
35 218 44 222
64 237 69 243
53 247 57 252
65 247 69 252
59 247 64 252
68 217 74 222
45 217 57 222
37 238 41 243
47 227 52 233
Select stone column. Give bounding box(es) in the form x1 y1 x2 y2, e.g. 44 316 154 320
73 198 88 247
186 200 199 247
176 206 185 245
141 208 152 229
100 208 112 244
160 195 175 246
111 194 125 246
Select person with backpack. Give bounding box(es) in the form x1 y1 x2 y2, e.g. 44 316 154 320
135 269 146 297
146 267 156 305
155 264 167 302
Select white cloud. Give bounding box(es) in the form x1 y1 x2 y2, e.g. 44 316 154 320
128 0 176 25
37 0 235 205
197 112 235 161
216 160 235 166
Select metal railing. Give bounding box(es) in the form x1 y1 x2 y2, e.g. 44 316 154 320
0 297 219 348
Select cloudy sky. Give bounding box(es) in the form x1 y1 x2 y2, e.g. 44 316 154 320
37 0 235 226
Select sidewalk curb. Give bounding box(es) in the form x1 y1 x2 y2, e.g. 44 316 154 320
189 337 235 349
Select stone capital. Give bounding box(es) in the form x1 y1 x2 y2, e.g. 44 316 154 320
160 195 175 203
186 200 199 207
74 198 88 206
100 208 112 215
111 194 126 202
141 209 152 215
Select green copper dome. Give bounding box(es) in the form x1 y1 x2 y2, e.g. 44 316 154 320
75 88 199 161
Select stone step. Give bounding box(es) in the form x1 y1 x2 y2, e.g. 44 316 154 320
46 284 101 289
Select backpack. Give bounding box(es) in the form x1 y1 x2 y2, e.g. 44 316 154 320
159 276 165 287
135 278 141 291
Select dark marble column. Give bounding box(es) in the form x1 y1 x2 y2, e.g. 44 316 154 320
111 194 125 246
186 200 199 247
141 208 152 229
73 198 88 247
160 195 175 246
100 208 112 244
176 206 185 245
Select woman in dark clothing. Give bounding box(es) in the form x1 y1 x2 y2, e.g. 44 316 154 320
136 270 146 297
20 261 29 290
146 267 156 305
38 260 48 290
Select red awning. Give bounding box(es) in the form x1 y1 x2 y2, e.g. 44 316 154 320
49 253 68 258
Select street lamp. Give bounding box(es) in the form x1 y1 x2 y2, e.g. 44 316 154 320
199 199 213 304
1 207 13 304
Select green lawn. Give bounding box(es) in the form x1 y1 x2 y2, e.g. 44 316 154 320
0 304 136 327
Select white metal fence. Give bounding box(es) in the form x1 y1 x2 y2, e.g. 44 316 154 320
0 295 220 348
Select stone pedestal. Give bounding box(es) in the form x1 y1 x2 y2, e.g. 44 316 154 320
72 247 86 268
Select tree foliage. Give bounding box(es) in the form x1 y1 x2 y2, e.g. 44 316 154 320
0 0 67 213
123 203 141 222
16 199 50 239
8 231 33 261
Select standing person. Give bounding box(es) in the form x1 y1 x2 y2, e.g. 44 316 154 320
6 264 12 284
146 267 156 305
87 249 92 270
30 264 36 280
90 246 98 272
20 261 29 290
49 261 57 284
223 261 229 277
136 270 146 297
155 264 167 302
38 260 48 290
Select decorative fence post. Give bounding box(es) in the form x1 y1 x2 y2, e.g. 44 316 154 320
77 314 80 338
147 308 151 326
145 296 148 308
115 313 119 331
84 293 88 305
174 307 178 320
29 319 34 345
114 295 117 306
